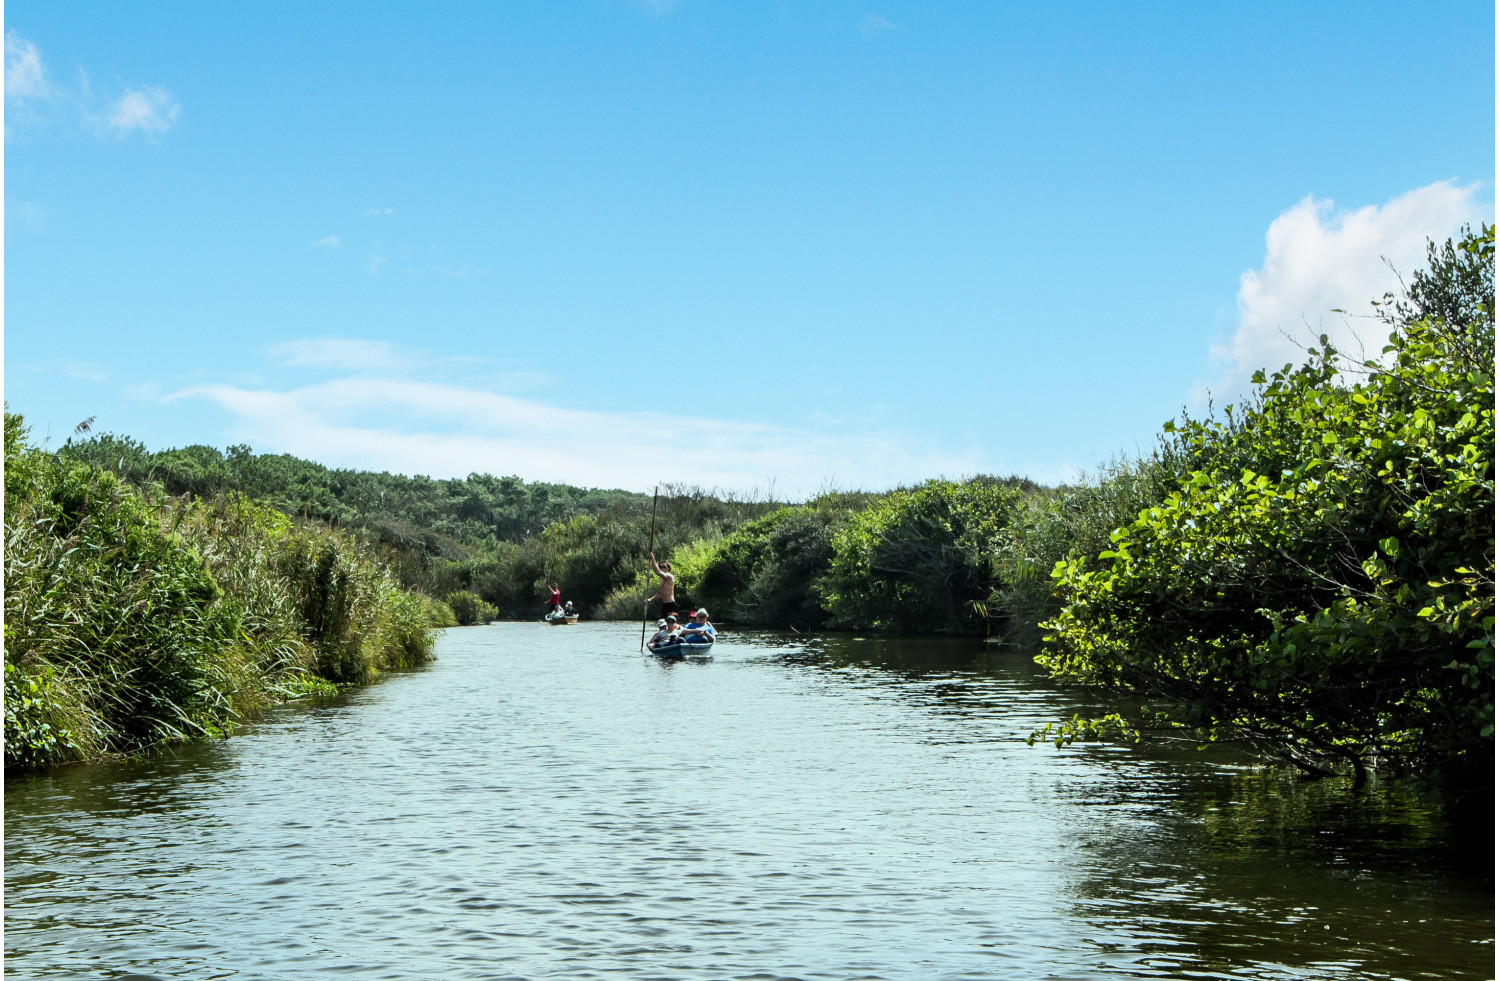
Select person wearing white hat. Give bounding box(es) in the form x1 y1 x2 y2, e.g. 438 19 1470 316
681 608 716 644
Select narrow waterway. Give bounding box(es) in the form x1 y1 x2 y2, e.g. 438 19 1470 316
5 623 1491 980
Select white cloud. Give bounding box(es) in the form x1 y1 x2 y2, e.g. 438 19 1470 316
123 381 162 402
1204 180 1488 400
9 201 46 230
368 254 388 275
268 339 412 372
61 361 110 382
6 36 178 140
5 31 50 101
363 207 395 217
861 14 899 36
106 85 179 135
164 376 988 496
310 235 343 249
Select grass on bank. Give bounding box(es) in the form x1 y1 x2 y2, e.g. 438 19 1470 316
4 412 452 769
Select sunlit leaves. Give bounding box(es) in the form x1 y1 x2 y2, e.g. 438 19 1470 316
1039 227 1495 794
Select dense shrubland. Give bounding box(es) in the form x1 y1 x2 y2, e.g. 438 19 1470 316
4 414 448 769
58 435 647 547
10 229 1489 806
1038 228 1494 801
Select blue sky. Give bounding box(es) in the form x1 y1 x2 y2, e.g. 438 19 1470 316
5 2 1493 495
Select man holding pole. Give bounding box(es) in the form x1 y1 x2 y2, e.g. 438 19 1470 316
645 551 677 618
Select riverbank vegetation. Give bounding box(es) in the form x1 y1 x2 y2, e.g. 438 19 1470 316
10 229 1490 807
4 414 450 769
1041 228 1493 804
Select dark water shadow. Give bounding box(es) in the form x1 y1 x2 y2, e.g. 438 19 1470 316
729 630 1495 979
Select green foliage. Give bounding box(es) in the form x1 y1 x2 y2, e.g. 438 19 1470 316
4 408 49 504
5 452 245 761
4 415 447 768
414 592 460 629
445 590 498 626
1041 227 1495 794
58 437 647 547
984 455 1188 646
689 507 838 627
821 479 1026 632
275 526 435 683
4 658 98 768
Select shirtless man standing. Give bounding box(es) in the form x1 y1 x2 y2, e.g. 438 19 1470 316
644 551 678 618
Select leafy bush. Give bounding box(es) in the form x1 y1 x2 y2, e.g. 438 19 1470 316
821 479 1025 633
4 415 446 767
689 507 837 628
445 590 498 626
1041 227 1495 796
5 435 245 762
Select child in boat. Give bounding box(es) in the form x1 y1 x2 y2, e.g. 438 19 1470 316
681 608 716 644
646 616 680 651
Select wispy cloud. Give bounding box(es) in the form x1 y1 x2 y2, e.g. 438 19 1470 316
860 14 899 36
106 85 179 136
5 30 50 102
63 362 110 382
164 373 989 495
5 32 179 139
363 207 395 217
123 381 162 402
368 254 389 275
19 359 111 382
8 200 46 230
310 234 343 249
268 338 413 372
1200 180 1488 402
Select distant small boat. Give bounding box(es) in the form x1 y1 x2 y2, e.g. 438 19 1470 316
545 613 580 625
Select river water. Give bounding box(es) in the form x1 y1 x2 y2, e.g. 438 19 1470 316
5 623 1492 980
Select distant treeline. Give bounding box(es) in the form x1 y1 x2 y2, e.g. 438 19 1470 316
58 436 649 548
10 229 1491 808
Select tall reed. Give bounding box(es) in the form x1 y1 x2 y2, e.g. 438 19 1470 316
4 412 448 768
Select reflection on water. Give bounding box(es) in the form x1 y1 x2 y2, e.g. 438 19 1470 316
6 624 1491 980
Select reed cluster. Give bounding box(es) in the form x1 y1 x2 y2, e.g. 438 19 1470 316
4 414 447 768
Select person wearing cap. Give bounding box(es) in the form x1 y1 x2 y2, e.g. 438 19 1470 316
646 617 679 652
681 608 716 644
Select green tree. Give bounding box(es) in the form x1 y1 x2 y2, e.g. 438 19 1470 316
1041 228 1494 799
821 479 1025 633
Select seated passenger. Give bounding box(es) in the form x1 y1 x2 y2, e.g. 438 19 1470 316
681 608 716 643
647 615 681 651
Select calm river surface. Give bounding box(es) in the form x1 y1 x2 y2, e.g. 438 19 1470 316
5 623 1492 980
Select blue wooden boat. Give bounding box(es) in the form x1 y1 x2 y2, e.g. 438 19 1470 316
648 638 714 658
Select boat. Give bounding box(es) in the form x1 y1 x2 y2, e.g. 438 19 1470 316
545 613 580 625
647 638 714 658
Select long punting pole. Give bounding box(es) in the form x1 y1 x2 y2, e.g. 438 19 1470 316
640 486 660 652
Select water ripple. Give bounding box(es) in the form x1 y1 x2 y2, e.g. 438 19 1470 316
6 623 1490 980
